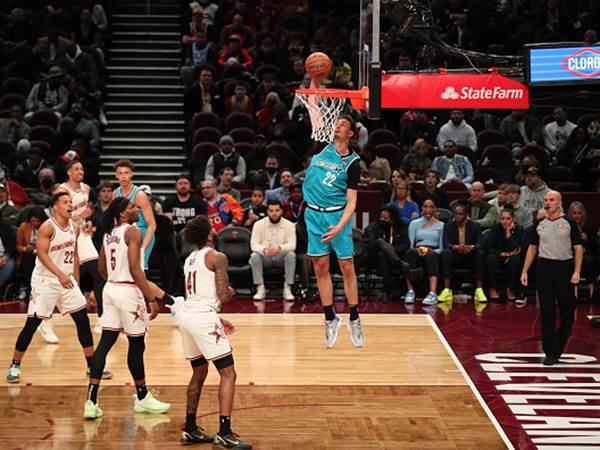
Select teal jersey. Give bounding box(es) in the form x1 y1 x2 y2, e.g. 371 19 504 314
302 143 360 209
115 185 148 230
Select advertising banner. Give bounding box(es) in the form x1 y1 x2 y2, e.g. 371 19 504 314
528 45 600 85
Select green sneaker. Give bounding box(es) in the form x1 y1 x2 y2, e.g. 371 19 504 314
133 391 171 414
83 400 103 420
6 364 20 383
438 288 453 303
86 368 113 379
474 288 488 303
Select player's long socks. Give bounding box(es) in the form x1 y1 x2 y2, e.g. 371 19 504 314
185 413 197 432
349 305 360 321
88 383 99 403
136 384 148 400
219 416 231 435
324 305 335 321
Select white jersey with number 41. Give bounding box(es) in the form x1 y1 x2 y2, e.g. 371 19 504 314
184 247 219 311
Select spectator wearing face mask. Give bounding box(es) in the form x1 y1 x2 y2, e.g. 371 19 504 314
13 147 49 190
253 153 280 190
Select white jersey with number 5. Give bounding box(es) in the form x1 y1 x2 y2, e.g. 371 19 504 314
184 247 219 311
33 218 77 278
104 224 142 282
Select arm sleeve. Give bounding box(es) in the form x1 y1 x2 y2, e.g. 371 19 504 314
346 159 360 190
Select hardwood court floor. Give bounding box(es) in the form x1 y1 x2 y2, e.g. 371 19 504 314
0 314 508 449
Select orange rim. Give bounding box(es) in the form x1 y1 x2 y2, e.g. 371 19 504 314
295 86 369 110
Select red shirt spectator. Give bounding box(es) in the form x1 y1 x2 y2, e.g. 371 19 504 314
217 34 253 68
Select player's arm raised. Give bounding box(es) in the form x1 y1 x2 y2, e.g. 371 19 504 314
136 190 156 251
36 222 74 289
125 226 159 319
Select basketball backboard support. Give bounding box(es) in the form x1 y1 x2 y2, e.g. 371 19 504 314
358 0 381 120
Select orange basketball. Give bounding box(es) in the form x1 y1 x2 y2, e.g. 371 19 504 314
305 52 332 79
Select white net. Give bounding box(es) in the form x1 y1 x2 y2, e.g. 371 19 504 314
295 92 348 143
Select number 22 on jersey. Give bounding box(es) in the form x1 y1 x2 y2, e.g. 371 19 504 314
322 171 337 187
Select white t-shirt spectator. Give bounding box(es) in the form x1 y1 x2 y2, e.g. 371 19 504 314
543 120 577 155
437 120 477 152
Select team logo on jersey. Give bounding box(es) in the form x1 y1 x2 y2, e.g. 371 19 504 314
209 322 226 343
129 304 145 323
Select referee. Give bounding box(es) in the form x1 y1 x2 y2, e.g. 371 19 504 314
521 191 583 366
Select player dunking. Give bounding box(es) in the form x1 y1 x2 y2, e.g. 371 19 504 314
83 198 170 419
302 114 365 348
112 160 156 270
158 216 251 448
57 160 106 334
6 193 111 383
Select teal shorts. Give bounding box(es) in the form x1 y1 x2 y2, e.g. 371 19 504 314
305 208 354 259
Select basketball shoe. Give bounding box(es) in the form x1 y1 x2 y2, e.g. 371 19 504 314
324 315 342 349
83 400 104 419
38 320 59 344
214 431 252 449
6 364 20 383
347 319 365 348
181 427 214 445
133 391 171 414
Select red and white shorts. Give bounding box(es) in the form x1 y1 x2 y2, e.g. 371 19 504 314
102 282 147 336
28 274 87 319
177 307 232 362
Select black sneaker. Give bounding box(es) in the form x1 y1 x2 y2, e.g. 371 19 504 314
181 427 213 445
214 432 252 449
543 355 558 366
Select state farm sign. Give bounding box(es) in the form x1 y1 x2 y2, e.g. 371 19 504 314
560 48 600 79
381 72 529 109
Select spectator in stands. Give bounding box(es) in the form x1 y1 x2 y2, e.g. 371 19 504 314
363 205 410 302
184 65 221 119
543 107 576 160
0 215 16 289
394 50 413 70
466 181 498 229
359 144 391 184
513 155 540 186
246 135 270 182
0 183 18 227
437 110 477 152
568 201 597 299
313 15 348 54
294 155 311 184
253 152 280 190
266 169 293 203
0 104 30 147
181 31 217 89
402 138 432 181
282 183 306 223
66 102 100 153
404 198 444 305
25 66 69 120
195 0 220 38
438 203 487 303
400 110 437 150
61 42 99 93
34 30 70 68
255 68 287 110
243 187 267 229
520 166 550 218
488 183 508 214
263 102 297 142
182 7 206 46
217 166 241 201
217 33 253 69
204 135 247 183
389 178 419 225
13 147 48 190
558 127 600 191
92 180 113 250
0 167 30 210
83 0 108 33
31 167 56 206
431 140 474 187
201 179 243 232
163 174 208 234
485 207 524 302
502 184 532 228
250 199 296 301
499 110 543 158
220 14 254 48
224 81 254 115
16 207 46 299
415 169 449 209
323 47 353 88
251 34 283 68
72 8 103 53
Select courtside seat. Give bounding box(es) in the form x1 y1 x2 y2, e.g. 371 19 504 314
217 227 252 288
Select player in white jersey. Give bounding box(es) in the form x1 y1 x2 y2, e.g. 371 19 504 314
6 193 111 383
38 161 106 343
83 197 170 420
158 215 250 448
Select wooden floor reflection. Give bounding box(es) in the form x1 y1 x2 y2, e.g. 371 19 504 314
0 314 507 449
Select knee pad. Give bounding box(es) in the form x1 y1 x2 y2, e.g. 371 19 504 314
191 356 208 368
213 354 234 370
71 309 93 348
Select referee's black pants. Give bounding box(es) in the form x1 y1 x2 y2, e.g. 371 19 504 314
536 258 576 358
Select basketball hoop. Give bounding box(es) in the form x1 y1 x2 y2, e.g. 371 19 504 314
294 87 369 143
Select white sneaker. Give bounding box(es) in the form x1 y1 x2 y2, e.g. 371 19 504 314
98 109 108 126
38 320 59 344
133 391 171 414
253 284 266 300
283 284 294 301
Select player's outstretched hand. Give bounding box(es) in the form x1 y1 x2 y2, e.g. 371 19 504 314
148 300 159 320
221 318 236 335
321 225 340 243
59 273 74 289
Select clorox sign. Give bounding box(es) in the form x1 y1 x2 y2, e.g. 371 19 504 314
560 48 600 79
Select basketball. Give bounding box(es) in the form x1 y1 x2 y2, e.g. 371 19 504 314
305 52 332 79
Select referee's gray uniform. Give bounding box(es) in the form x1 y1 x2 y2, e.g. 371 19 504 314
530 215 582 358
